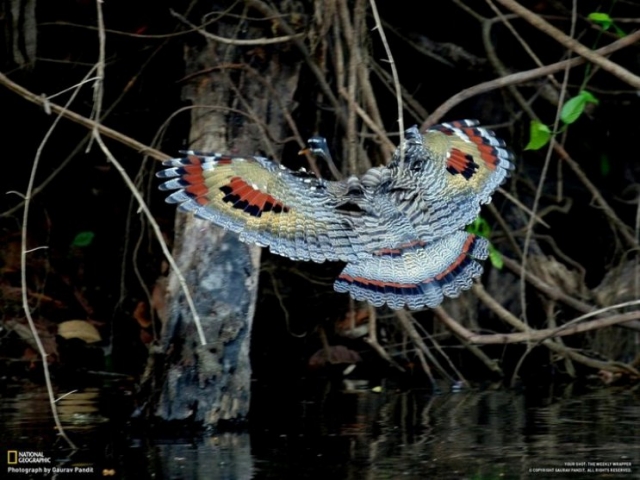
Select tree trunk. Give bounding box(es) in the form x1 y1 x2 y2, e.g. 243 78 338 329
152 6 301 426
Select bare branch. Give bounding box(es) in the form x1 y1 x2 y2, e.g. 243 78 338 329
18 69 94 451
171 9 304 45
92 134 207 346
424 29 640 126
368 0 404 163
494 0 640 89
0 71 169 161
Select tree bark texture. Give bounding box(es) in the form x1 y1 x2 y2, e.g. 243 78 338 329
154 7 301 425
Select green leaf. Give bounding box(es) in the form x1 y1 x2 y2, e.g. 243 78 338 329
577 90 598 105
561 96 586 125
72 231 95 247
488 243 503 270
588 12 613 30
561 90 599 125
613 24 627 38
525 120 551 150
466 216 492 238
466 218 502 269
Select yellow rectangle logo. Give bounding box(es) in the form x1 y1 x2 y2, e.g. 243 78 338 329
7 450 18 464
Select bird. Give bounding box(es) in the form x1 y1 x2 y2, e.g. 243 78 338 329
157 120 514 310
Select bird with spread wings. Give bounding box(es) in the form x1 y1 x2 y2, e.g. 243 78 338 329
157 120 513 310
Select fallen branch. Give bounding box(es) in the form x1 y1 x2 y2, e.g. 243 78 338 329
433 307 504 377
502 256 640 333
471 283 640 344
433 295 638 375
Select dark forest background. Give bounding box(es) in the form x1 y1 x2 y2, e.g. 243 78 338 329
1 0 640 425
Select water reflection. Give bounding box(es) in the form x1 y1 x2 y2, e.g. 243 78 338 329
154 435 253 480
1 381 638 479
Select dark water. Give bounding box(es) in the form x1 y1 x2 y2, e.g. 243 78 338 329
1 380 639 479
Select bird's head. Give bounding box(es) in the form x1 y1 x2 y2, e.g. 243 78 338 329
301 136 331 161
391 125 429 171
300 136 342 180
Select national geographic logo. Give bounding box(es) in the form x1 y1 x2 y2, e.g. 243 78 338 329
6 450 106 476
6 450 52 464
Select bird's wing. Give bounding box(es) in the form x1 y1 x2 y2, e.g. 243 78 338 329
157 153 370 262
334 231 489 310
383 120 514 242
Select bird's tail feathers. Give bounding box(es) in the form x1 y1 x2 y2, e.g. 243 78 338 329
334 232 488 310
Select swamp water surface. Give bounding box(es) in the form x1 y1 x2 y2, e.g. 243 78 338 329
1 381 639 479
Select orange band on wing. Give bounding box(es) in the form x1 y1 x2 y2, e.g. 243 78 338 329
220 176 290 217
434 234 475 280
338 274 417 290
471 143 500 169
446 148 479 179
175 155 208 204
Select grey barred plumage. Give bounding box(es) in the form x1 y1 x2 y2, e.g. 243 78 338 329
157 120 514 310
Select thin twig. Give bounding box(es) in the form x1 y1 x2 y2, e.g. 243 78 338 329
92 0 105 121
92 135 207 346
434 290 638 375
554 142 637 249
423 29 640 126
338 87 396 154
39 5 238 41
519 0 577 326
477 11 638 252
0 71 169 161
90 0 206 346
396 310 453 384
371 61 429 125
433 307 503 376
497 187 550 228
2 40 171 218
502 255 640 332
368 0 404 164
473 283 639 342
494 0 640 89
244 0 348 129
485 1 561 90
363 304 405 371
170 9 304 45
413 315 468 385
19 70 94 451
355 12 394 162
451 0 486 22
338 0 360 174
